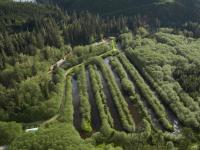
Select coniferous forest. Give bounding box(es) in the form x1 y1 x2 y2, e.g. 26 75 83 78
0 0 200 149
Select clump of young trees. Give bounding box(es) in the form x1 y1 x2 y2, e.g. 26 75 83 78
110 58 136 96
0 121 22 145
121 78 134 95
173 63 200 100
68 44 110 67
59 75 74 124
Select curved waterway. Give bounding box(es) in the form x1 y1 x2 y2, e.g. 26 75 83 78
72 75 92 138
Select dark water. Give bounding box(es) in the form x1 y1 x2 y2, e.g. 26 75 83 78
86 69 101 131
127 74 165 131
72 75 92 139
104 58 143 129
148 82 182 133
98 69 124 131
72 75 81 132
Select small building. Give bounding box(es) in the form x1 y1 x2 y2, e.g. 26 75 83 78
13 0 36 2
0 146 8 150
56 59 65 67
108 37 115 40
25 127 38 132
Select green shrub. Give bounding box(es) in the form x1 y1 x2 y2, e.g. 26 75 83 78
0 121 22 145
77 65 92 132
121 78 135 95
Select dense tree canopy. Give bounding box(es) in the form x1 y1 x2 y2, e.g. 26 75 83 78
36 0 200 25
10 123 122 150
0 0 200 149
0 121 22 145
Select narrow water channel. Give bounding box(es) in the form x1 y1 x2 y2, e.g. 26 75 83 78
98 69 124 131
72 74 93 139
72 75 81 132
127 73 165 131
104 57 143 129
86 69 101 132
147 77 182 133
